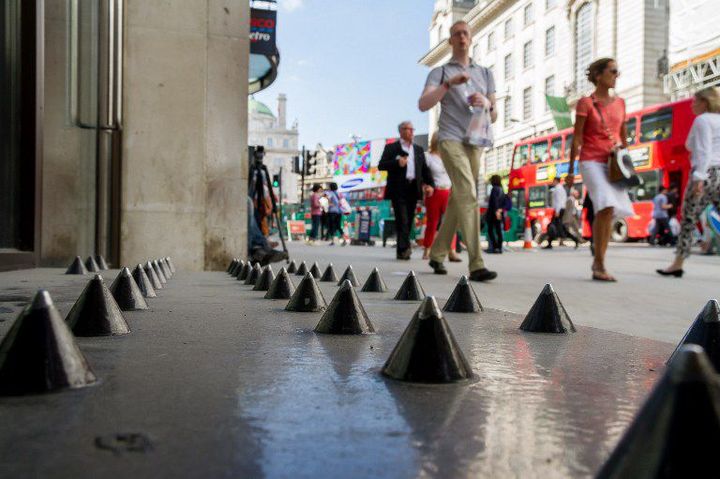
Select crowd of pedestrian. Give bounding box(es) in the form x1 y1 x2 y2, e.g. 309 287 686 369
307 182 348 246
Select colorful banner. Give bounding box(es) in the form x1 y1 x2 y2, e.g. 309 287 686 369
250 8 277 56
332 139 390 192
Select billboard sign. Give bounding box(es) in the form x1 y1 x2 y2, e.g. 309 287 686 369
250 8 277 56
332 139 394 193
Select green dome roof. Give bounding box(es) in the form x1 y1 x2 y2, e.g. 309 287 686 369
249 97 275 118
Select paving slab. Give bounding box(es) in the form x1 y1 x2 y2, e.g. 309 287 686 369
0 265 671 478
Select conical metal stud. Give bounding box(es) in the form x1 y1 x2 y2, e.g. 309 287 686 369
382 296 473 383
227 258 238 274
361 267 387 293
0 290 97 396
519 284 575 333
597 345 720 478
65 274 131 337
265 267 296 300
65 256 88 275
295 261 308 276
442 276 483 313
231 259 245 278
152 260 167 284
286 260 298 274
309 262 322 279
144 261 163 290
165 257 176 273
337 265 360 287
394 271 425 301
314 280 375 335
85 256 101 273
244 263 262 286
668 300 720 371
109 267 149 311
157 258 172 279
132 264 157 298
320 263 339 283
237 262 252 281
285 273 327 312
95 255 109 270
253 265 275 291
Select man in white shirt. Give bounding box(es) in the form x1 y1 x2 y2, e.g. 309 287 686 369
542 177 567 249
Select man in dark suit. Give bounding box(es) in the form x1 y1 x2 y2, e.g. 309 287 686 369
379 121 435 260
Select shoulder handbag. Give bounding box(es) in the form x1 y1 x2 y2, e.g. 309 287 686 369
592 98 640 187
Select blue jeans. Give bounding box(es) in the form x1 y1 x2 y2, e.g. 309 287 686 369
247 196 269 254
311 215 322 240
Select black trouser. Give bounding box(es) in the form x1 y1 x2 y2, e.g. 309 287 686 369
650 217 671 245
327 212 341 240
546 209 565 244
391 195 417 255
486 216 503 252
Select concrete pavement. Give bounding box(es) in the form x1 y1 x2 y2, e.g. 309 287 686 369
286 241 719 343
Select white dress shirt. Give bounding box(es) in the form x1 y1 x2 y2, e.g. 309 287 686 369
400 140 415 181
425 152 451 189
686 112 720 181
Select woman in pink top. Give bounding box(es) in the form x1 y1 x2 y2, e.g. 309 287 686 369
308 184 323 243
567 58 633 282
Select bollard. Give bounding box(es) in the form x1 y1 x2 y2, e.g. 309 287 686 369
667 299 720 372
132 264 157 298
394 271 425 301
244 263 262 286
65 256 88 275
361 267 388 293
109 267 149 311
337 265 360 287
85 256 101 273
253 265 276 292
320 263 339 283
285 273 327 312
518 284 575 333
144 261 163 290
265 267 296 300
442 276 483 313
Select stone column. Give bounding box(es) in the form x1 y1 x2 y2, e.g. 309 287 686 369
122 0 249 271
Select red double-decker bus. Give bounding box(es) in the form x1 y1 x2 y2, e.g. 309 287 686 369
508 98 695 241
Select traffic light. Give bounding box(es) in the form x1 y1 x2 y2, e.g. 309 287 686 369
305 151 317 176
293 155 301 174
272 174 280 188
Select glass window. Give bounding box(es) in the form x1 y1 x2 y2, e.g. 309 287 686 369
510 188 526 210
564 134 574 159
504 96 513 129
575 3 594 94
519 145 530 164
487 31 496 51
545 75 555 111
550 136 563 160
283 139 289 148
529 185 548 208
524 4 534 25
523 41 533 68
504 53 513 80
523 87 533 120
505 18 513 39
639 108 672 142
546 0 557 9
530 140 548 164
625 117 637 145
267 138 274 147
629 170 661 202
545 27 555 56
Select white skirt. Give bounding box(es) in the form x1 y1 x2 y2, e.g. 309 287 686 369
579 160 634 219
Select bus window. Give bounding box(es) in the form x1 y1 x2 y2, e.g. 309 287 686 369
510 189 526 210
640 108 672 142
519 145 530 165
626 117 637 145
629 170 660 202
530 141 549 164
563 134 574 159
528 185 548 208
550 137 563 161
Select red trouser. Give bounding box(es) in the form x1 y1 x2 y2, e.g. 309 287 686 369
423 188 456 249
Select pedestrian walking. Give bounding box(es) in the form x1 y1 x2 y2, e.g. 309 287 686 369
562 189 583 248
583 193 595 255
418 20 498 282
658 86 720 277
649 186 673 246
326 182 343 246
485 175 505 254
423 133 460 261
566 58 633 282
378 121 435 260
542 177 568 249
309 184 324 244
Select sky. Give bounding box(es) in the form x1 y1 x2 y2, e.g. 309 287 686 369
254 0 436 150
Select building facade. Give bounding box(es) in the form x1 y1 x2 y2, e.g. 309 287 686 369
248 94 300 203
421 0 670 177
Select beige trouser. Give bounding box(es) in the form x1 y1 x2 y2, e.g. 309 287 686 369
430 140 485 272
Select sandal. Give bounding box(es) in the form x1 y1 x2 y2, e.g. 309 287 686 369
592 271 617 282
